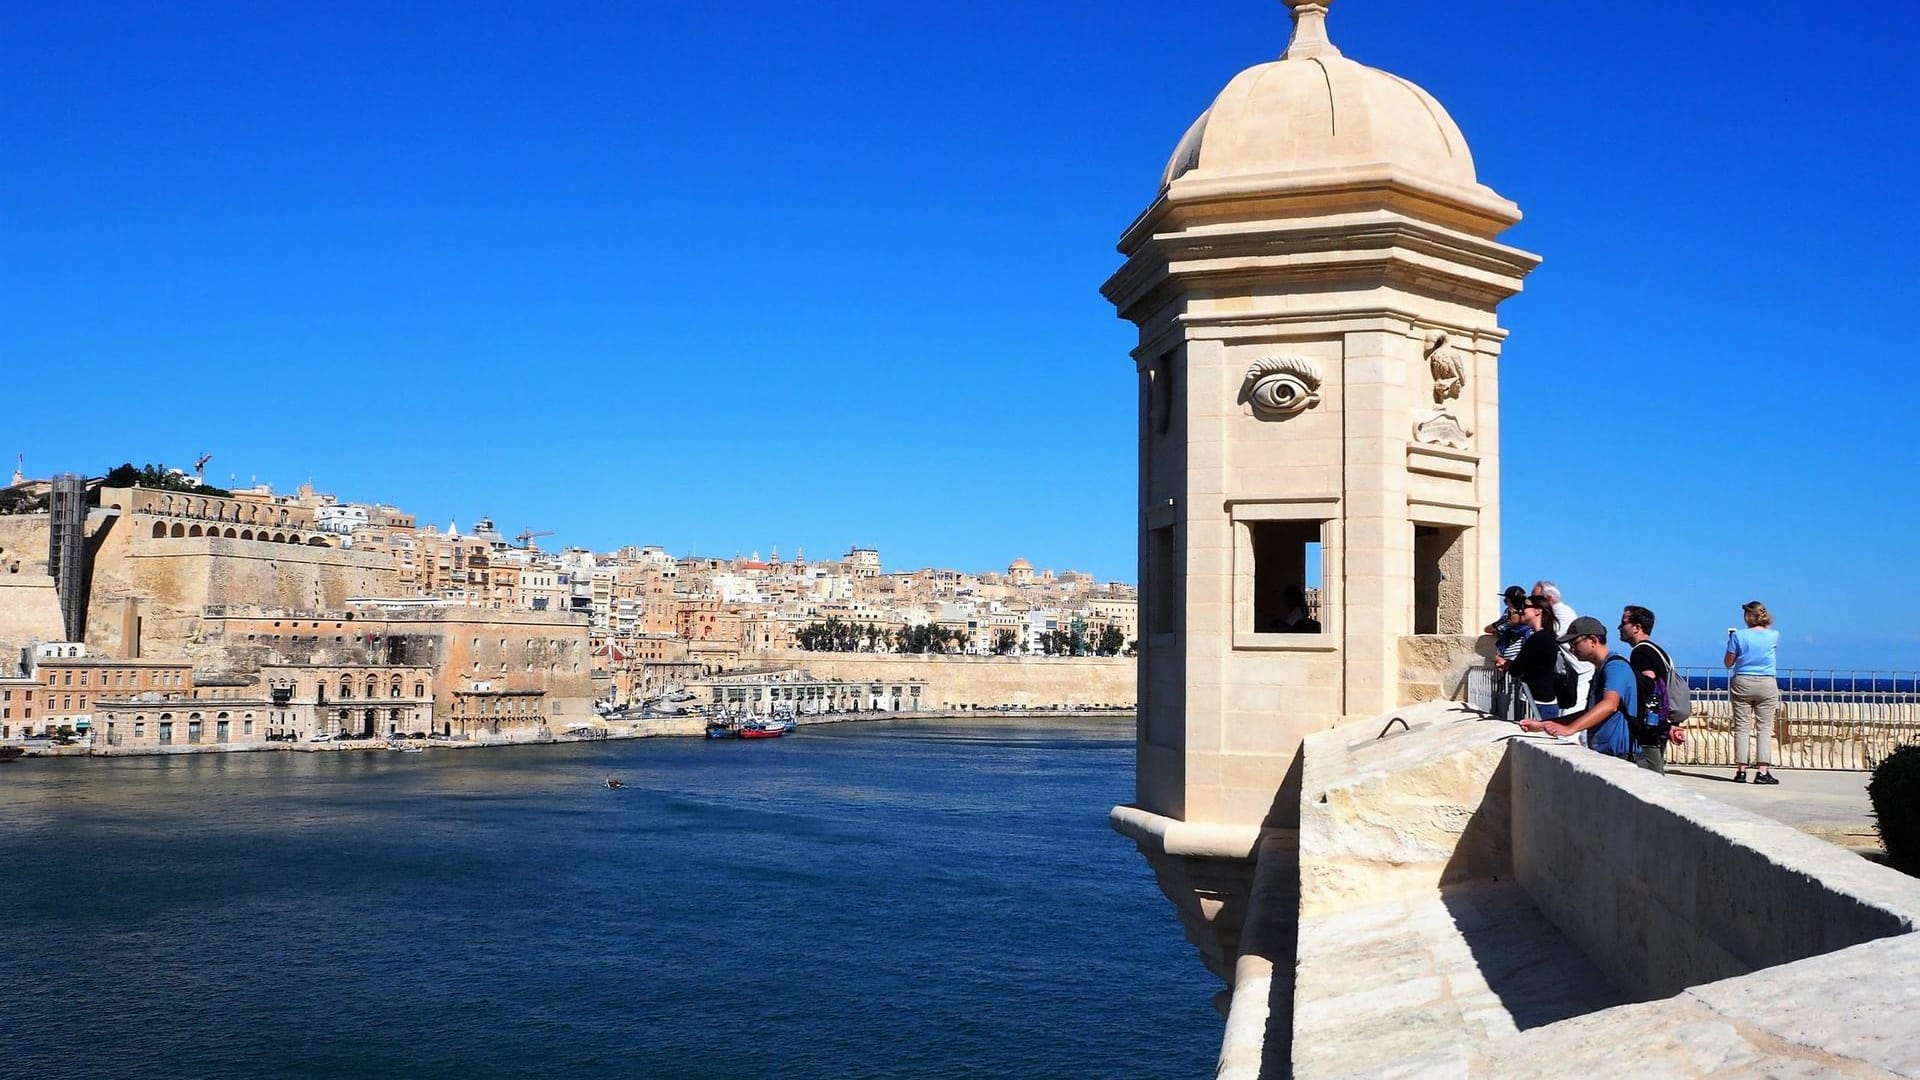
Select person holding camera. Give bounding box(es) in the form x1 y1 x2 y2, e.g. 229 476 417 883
1726 601 1782 784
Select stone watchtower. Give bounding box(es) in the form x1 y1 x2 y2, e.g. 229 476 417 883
1105 1 1538 984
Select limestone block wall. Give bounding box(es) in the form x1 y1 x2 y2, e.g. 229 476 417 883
0 515 76 660
84 527 403 657
1510 740 1920 1001
1397 634 1492 706
758 652 1134 710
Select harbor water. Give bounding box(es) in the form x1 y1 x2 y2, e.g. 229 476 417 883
0 716 1219 1078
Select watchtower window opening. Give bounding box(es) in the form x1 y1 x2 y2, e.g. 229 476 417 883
1413 524 1467 635
1250 520 1323 633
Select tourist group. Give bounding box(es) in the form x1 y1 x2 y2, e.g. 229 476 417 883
1487 582 1783 783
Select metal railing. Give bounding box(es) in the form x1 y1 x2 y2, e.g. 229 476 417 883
1667 669 1920 771
1463 666 1920 771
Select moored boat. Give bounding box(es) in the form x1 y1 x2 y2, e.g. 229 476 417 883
737 718 792 739
0 746 24 763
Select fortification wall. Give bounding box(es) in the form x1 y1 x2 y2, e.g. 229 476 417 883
0 515 65 660
757 651 1135 709
83 522 402 658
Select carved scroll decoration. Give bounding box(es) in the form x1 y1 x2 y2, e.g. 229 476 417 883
1238 355 1323 421
1412 411 1474 450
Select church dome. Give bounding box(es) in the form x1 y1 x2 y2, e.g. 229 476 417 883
1162 1 1477 193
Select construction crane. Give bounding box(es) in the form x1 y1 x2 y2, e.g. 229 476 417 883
193 453 213 482
514 528 555 551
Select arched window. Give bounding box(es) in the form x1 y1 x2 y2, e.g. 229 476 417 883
414 682 425 698
224 528 237 538
152 522 167 538
390 679 402 699
241 530 253 540
187 524 203 537
365 677 377 699
339 678 353 699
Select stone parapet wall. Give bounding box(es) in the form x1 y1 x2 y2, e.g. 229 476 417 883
1510 739 1920 1001
755 651 1135 709
1397 633 1492 706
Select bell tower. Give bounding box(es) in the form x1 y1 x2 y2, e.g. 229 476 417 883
1106 0 1539 985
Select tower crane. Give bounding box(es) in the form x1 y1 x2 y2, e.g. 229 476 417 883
193 453 213 482
514 528 556 551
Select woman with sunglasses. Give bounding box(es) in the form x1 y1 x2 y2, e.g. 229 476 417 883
1497 595 1563 720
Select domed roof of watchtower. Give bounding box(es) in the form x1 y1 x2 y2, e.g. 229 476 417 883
1161 1 1482 198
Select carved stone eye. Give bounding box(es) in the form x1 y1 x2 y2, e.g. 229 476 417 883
1239 356 1322 420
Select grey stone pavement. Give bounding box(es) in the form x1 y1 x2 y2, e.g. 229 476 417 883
1665 765 1882 852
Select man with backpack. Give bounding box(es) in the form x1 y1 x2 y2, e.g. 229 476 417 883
1518 616 1639 760
1619 606 1685 774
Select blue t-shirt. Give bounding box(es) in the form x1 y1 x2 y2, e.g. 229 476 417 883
1585 654 1639 758
1730 627 1779 676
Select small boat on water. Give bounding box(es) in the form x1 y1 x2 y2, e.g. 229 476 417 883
737 718 794 739
706 721 741 739
605 777 625 789
0 746 25 763
386 741 424 753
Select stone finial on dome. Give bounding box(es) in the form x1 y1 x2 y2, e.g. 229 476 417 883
1281 0 1341 60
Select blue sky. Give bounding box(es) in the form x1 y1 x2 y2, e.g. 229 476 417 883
6 1 1917 668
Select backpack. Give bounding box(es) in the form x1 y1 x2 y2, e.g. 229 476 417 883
1552 645 1579 708
1643 640 1691 725
1628 641 1689 726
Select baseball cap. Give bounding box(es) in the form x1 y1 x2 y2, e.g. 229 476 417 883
1501 585 1526 605
1559 615 1607 643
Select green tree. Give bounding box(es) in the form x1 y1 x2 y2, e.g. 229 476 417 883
991 629 1017 656
100 462 233 499
1095 624 1126 656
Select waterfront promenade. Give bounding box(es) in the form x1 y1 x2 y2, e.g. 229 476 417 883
1666 767 1882 853
3 707 1136 758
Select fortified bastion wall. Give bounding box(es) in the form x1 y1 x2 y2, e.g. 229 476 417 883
0 515 67 659
83 524 403 658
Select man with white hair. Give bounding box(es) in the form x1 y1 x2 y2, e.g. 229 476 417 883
1533 580 1594 717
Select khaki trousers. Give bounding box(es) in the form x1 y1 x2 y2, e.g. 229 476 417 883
1730 674 1781 766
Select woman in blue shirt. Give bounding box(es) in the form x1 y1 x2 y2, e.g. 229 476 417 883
1724 600 1782 785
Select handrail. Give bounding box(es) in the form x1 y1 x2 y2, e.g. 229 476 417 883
1667 667 1920 771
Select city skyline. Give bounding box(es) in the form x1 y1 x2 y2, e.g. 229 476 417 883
9 1 1919 667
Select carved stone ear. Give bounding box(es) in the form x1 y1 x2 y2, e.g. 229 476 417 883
1239 356 1323 420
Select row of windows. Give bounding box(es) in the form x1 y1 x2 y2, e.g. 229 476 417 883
332 679 429 699
42 669 184 688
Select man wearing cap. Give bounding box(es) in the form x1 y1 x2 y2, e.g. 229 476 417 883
1519 615 1640 761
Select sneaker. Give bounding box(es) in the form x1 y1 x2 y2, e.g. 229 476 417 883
1754 772 1780 786
1732 769 1748 783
